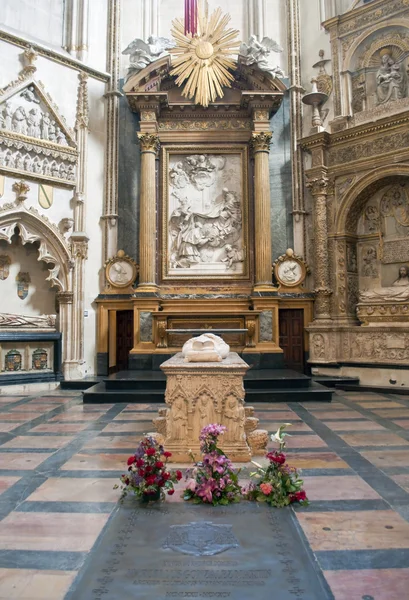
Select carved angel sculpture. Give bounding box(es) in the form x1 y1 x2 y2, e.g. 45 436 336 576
239 35 284 78
122 36 174 81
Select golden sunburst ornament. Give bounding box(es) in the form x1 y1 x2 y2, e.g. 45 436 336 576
170 1 240 107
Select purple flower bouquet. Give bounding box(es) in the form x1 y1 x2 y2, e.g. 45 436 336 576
183 424 242 506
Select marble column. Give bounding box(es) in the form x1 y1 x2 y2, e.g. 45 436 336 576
251 132 275 291
137 133 160 292
307 175 332 320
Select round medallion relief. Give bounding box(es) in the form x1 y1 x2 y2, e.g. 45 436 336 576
106 259 135 288
277 260 303 286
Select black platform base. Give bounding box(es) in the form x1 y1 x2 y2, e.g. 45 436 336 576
82 368 333 404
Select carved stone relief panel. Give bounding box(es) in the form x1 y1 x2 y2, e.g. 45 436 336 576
0 71 77 185
163 146 249 281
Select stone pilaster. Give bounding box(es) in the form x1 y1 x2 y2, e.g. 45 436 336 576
103 0 121 261
251 132 275 291
137 132 160 292
307 175 332 320
57 291 74 379
287 0 306 258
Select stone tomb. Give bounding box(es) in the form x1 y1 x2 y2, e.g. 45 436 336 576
152 352 268 462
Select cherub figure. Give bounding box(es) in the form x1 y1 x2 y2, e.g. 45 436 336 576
122 36 174 81
239 35 285 78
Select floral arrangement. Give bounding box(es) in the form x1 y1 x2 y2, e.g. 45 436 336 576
118 435 182 501
183 424 242 506
246 424 309 508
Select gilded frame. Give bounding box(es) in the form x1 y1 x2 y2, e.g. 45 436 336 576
161 144 250 282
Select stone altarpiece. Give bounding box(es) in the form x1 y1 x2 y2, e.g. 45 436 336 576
95 55 314 373
302 0 409 385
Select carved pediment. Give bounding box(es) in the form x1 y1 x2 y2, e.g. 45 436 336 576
0 52 77 186
123 55 286 116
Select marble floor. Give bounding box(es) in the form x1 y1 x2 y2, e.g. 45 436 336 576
0 389 408 598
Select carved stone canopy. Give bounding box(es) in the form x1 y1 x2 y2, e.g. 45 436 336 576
0 68 77 187
123 55 286 128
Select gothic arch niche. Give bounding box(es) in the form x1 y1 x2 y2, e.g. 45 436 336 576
0 206 76 378
337 171 409 322
0 228 57 315
0 208 71 293
343 23 409 118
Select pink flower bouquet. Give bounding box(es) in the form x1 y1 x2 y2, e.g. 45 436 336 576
183 424 242 506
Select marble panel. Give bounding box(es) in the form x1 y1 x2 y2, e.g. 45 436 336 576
139 312 153 342
117 92 140 262
259 310 273 342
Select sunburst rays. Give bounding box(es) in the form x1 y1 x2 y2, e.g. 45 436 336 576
170 1 240 107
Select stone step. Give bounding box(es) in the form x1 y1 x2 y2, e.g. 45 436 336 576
245 382 332 403
83 380 333 404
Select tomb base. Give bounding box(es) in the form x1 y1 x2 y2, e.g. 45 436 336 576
153 352 267 462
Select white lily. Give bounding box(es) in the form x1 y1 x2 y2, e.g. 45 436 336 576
271 423 292 450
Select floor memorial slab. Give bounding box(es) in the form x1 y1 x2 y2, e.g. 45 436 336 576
68 502 332 600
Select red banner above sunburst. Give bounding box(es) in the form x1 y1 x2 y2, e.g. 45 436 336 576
185 0 197 35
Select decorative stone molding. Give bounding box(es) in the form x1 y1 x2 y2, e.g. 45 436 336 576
158 119 252 131
75 73 89 131
306 175 329 196
357 302 409 325
57 291 74 304
137 132 160 155
0 28 110 82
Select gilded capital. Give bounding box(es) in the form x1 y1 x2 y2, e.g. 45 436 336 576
251 132 273 154
138 133 160 155
306 176 329 196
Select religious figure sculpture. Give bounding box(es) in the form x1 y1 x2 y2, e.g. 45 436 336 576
359 265 409 301
221 244 244 270
20 85 40 104
197 393 216 435
122 36 174 81
239 35 285 78
376 48 408 105
224 395 245 442
3 102 13 130
168 397 188 440
0 313 56 328
27 108 41 138
41 113 51 139
182 333 230 362
12 107 27 135
169 180 242 269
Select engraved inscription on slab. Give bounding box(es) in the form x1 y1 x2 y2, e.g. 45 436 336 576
163 521 239 557
382 238 409 264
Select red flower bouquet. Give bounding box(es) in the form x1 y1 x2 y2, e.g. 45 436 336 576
246 424 309 508
118 436 182 501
